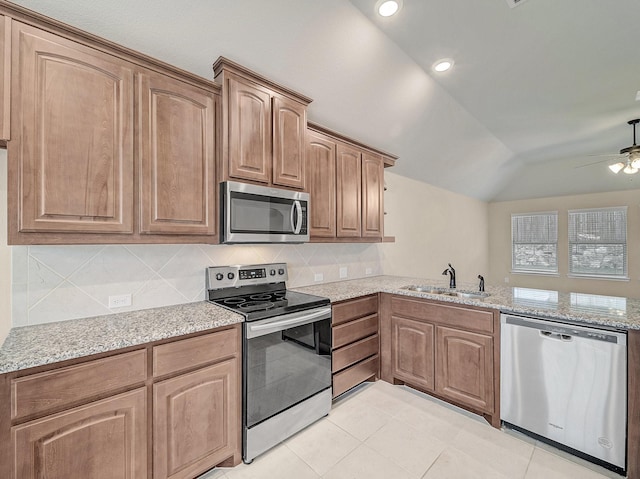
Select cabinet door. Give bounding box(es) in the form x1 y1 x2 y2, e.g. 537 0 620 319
273 95 306 189
435 326 494 412
11 21 134 234
13 388 147 479
138 71 217 235
154 358 239 479
307 130 336 237
0 16 9 141
336 142 362 237
391 316 434 391
227 76 271 184
362 152 384 238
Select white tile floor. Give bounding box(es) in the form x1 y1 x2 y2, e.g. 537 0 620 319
200 381 622 479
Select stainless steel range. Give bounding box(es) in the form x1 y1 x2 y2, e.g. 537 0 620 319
206 263 332 463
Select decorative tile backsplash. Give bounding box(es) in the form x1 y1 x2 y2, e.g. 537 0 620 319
11 243 384 327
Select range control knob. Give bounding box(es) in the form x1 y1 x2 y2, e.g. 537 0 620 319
227 272 235 280
215 273 224 281
270 269 276 276
278 268 285 275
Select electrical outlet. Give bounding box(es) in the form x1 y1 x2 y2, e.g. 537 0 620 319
504 277 510 283
108 293 132 308
339 267 348 279
365 268 372 275
314 273 324 282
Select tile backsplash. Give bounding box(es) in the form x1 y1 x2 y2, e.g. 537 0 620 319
11 243 384 327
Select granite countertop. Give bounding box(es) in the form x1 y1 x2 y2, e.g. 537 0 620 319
0 301 243 374
293 275 640 330
3 274 639 375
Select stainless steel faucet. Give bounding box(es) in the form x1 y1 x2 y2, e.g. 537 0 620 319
442 263 456 289
478 275 485 292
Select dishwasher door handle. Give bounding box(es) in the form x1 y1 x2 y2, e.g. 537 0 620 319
540 330 573 341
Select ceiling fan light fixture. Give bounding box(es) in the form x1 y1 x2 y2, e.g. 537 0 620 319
623 163 638 174
630 151 640 169
377 0 401 17
609 162 625 174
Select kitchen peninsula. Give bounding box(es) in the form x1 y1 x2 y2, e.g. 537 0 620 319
1 275 639 478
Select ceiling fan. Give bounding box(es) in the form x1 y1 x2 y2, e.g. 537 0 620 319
608 119 640 174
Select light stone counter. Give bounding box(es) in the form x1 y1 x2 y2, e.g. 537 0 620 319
3 274 639 375
293 275 640 330
0 301 243 374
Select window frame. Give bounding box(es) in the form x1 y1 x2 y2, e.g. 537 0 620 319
567 206 628 280
511 211 559 275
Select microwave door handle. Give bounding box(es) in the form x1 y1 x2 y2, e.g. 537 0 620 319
291 200 302 234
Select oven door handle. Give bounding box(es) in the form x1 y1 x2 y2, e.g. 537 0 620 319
290 200 303 235
246 307 331 339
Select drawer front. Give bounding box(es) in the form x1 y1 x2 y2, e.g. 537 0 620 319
332 314 378 349
12 349 147 420
391 296 494 333
153 326 238 378
332 355 378 398
332 295 378 326
332 334 379 373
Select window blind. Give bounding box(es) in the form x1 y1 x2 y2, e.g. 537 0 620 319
568 207 627 277
511 212 558 273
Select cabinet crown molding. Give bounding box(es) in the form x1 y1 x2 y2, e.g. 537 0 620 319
213 56 312 105
308 121 398 167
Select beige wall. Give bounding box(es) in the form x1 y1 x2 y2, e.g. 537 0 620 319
382 172 489 285
0 150 10 344
488 189 640 298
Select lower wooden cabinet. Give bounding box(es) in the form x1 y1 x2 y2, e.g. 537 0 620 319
331 295 379 397
154 358 239 479
380 294 499 425
4 325 242 479
391 316 434 391
12 388 147 479
435 326 494 412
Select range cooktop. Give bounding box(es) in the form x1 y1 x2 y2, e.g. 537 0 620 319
206 263 330 321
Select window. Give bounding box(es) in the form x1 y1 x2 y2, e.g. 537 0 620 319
511 212 558 273
568 207 627 278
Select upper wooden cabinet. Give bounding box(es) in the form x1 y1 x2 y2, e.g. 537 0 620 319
336 142 362 237
0 15 10 142
306 123 396 243
3 7 221 244
213 56 311 190
362 152 384 238
10 21 135 235
138 70 217 236
307 129 337 238
226 76 272 184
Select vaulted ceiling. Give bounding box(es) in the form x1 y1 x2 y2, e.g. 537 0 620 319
9 0 640 201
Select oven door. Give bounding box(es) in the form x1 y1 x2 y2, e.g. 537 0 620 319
243 306 332 430
222 181 309 243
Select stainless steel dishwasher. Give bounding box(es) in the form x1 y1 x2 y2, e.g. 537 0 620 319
500 313 627 473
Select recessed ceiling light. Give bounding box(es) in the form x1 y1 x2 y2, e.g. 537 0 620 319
433 59 454 72
377 0 401 17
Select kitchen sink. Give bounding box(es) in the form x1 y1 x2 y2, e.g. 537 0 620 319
402 285 490 300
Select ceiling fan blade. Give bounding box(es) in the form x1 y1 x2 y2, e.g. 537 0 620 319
574 156 624 169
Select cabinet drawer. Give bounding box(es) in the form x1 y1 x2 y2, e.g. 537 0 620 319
333 334 379 373
332 355 378 398
11 349 147 420
391 296 494 333
332 314 378 349
332 295 378 326
153 327 238 378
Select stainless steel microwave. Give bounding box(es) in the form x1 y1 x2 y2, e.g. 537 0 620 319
220 181 309 243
